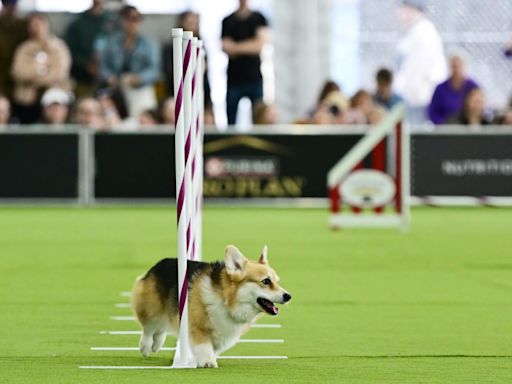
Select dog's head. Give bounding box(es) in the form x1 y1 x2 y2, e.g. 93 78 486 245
224 245 292 316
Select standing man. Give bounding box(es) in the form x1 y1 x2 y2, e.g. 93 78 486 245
395 0 447 124
0 0 28 99
65 0 116 98
221 0 269 126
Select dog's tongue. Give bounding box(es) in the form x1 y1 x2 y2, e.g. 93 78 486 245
257 298 279 316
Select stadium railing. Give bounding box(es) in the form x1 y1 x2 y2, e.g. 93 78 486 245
0 124 511 206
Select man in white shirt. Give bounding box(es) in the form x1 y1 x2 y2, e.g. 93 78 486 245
395 0 447 125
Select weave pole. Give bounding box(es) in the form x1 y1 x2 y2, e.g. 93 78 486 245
171 28 195 369
188 37 198 263
193 40 204 261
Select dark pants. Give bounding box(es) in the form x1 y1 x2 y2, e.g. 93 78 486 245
226 81 263 125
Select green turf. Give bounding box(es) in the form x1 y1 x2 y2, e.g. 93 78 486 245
1 206 512 383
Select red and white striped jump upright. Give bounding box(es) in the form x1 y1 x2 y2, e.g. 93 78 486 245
327 104 410 230
171 28 205 369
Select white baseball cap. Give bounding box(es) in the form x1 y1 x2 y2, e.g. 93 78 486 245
41 88 72 107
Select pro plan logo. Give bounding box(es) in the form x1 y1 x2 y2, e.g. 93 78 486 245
205 157 279 178
341 169 396 208
202 136 304 198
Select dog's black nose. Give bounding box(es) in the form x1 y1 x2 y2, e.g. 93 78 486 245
283 293 292 302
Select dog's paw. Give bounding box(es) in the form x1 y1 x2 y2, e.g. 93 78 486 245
197 359 218 368
140 344 152 358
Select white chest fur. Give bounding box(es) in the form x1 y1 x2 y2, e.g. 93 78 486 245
199 277 260 354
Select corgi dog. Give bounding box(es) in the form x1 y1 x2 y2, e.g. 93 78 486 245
131 245 292 368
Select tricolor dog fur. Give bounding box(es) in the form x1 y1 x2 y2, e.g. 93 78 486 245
131 245 292 368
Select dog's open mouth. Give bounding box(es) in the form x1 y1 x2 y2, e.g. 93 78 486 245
257 298 279 315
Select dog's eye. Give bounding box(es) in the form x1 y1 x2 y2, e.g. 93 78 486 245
262 278 271 286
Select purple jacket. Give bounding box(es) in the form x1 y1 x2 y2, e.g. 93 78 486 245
428 78 479 124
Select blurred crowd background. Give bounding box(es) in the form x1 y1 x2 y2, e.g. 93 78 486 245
1 0 512 130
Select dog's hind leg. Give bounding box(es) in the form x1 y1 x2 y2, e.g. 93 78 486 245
139 328 154 357
152 331 167 353
139 318 169 357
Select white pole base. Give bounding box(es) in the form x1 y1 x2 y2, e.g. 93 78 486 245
171 340 196 369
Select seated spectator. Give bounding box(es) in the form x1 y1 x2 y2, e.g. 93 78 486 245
65 0 116 98
74 97 104 129
446 88 491 126
0 95 11 126
0 0 28 100
305 80 348 122
40 88 72 126
96 88 122 129
345 90 379 124
139 109 158 127
317 81 348 110
428 53 478 124
373 68 403 110
497 97 512 125
368 105 386 125
160 97 175 125
309 103 336 125
252 101 278 125
11 12 71 124
98 6 159 118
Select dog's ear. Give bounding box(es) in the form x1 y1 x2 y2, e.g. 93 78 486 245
258 245 268 265
225 245 247 278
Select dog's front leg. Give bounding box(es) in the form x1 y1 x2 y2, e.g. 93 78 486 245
191 341 217 368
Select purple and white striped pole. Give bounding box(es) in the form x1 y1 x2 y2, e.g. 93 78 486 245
187 37 198 264
171 28 195 369
195 40 204 261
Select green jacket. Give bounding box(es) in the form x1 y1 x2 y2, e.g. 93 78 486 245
64 10 116 83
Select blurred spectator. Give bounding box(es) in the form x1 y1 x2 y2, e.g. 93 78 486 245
316 80 342 106
0 0 28 99
252 101 278 125
74 97 104 129
40 87 72 126
446 88 491 126
305 80 348 122
95 88 122 128
428 53 478 124
160 96 175 125
0 95 11 126
505 40 512 58
98 6 159 118
345 90 379 124
139 109 158 127
11 13 71 124
221 0 269 125
395 0 447 124
497 96 512 125
162 11 212 115
65 0 116 98
373 68 403 110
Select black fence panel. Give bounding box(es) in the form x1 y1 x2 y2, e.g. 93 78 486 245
0 134 78 198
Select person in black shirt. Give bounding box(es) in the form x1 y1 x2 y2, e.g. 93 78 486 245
221 0 269 126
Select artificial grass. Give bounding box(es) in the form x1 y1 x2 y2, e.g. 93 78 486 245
1 206 512 383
